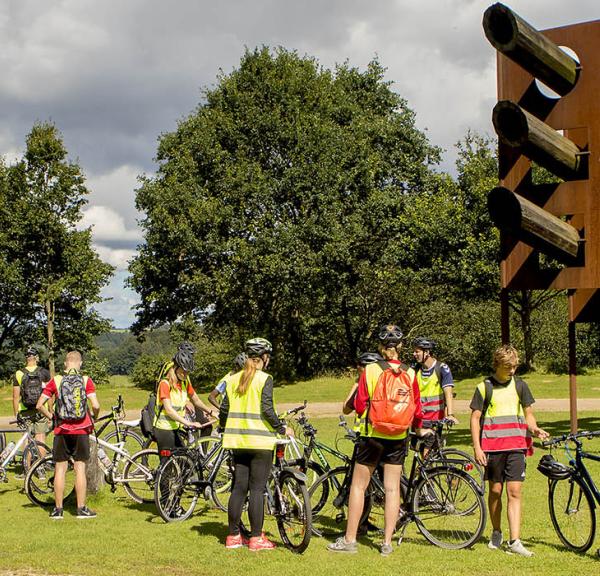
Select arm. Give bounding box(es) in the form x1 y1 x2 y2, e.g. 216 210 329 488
470 410 487 466
260 378 287 435
443 386 458 424
190 393 216 418
87 393 101 420
208 389 221 409
12 385 20 416
342 383 358 415
36 393 53 421
523 406 549 440
162 397 202 428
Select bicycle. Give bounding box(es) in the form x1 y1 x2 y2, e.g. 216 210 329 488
539 430 600 553
95 395 145 455
0 414 50 482
153 431 233 521
25 434 160 506
237 438 312 553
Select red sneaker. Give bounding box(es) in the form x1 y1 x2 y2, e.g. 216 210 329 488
225 534 249 549
248 534 276 551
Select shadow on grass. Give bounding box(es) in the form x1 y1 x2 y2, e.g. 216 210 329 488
541 416 600 438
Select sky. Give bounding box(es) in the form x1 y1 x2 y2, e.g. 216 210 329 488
1 0 597 328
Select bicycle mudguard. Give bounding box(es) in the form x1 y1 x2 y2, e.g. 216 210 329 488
281 467 309 483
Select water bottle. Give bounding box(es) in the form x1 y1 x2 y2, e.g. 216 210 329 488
0 441 16 462
97 447 113 470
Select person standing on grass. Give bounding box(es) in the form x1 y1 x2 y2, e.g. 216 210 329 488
328 324 430 557
208 353 248 409
470 344 549 557
220 338 293 551
36 350 100 520
13 347 52 472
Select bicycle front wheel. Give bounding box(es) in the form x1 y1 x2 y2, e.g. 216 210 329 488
122 449 161 503
25 455 75 508
549 476 596 553
194 436 232 512
103 429 145 462
276 471 312 553
154 453 200 522
413 467 486 549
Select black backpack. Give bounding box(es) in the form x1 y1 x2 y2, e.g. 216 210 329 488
139 360 172 439
20 368 44 409
55 372 88 421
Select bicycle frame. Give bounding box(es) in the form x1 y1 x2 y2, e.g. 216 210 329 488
90 435 154 486
0 428 36 470
568 443 600 506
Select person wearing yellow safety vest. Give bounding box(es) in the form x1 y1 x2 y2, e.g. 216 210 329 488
328 324 430 557
470 344 548 557
219 337 292 552
153 342 215 463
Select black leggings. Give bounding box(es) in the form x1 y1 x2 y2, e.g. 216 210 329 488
228 449 272 537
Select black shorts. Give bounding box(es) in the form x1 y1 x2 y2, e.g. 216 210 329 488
355 436 408 467
485 451 526 483
53 434 90 463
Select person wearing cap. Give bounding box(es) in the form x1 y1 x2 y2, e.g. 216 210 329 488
219 338 293 551
153 342 215 463
13 347 52 468
328 324 428 557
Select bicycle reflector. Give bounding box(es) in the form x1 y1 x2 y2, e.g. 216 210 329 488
537 454 572 480
276 445 285 459
463 462 474 472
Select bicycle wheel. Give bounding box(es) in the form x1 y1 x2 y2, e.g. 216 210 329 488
309 466 371 537
104 429 145 457
193 436 232 512
154 453 200 522
434 448 485 491
276 471 312 553
285 459 325 492
22 441 51 475
122 449 161 503
25 455 75 507
549 476 596 553
412 467 486 549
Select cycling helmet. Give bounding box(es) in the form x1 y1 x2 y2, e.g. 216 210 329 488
357 352 384 366
173 342 195 372
377 324 403 346
413 337 436 351
245 337 273 358
537 454 571 480
25 346 39 357
233 352 248 371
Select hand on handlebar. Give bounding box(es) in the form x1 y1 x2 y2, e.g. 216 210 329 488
284 426 295 437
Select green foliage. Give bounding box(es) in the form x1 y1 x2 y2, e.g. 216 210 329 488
0 122 113 376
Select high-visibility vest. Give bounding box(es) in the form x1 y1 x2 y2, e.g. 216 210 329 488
222 369 277 450
478 378 529 452
154 378 189 431
417 363 445 421
360 362 415 440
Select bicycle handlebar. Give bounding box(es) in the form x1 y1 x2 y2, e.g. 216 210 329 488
279 400 308 419
542 430 600 447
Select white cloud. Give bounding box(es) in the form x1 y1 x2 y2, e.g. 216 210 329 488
81 205 142 245
93 245 136 271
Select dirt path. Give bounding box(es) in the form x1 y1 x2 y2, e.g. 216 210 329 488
1 398 598 428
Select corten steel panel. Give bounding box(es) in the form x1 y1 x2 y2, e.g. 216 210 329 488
497 19 600 319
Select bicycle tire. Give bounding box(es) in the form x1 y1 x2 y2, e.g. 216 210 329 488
285 459 326 492
103 429 145 456
25 454 75 508
276 471 312 553
549 476 596 553
309 466 373 538
154 452 200 522
193 436 232 512
22 440 51 475
122 448 161 503
431 448 485 491
412 467 486 549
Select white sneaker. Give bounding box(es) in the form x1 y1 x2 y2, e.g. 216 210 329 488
488 530 503 550
507 539 534 557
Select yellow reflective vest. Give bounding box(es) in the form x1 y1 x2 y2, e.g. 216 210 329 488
154 378 190 431
222 369 278 450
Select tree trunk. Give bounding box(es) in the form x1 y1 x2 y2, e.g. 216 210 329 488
45 299 56 377
86 441 105 494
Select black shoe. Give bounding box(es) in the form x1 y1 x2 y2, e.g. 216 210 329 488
76 506 97 519
49 507 63 520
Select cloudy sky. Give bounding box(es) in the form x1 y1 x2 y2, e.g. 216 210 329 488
1 0 597 328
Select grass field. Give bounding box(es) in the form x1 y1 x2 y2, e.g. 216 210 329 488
1 410 599 576
2 370 600 418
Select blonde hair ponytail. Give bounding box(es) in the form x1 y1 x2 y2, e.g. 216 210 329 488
237 357 259 395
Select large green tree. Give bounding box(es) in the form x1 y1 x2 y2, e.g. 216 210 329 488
130 47 441 376
0 123 114 375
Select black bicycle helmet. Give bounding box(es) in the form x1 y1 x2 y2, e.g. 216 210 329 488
357 352 384 366
25 346 38 357
233 352 248 371
245 337 273 358
173 341 195 372
537 454 571 480
413 337 436 351
377 324 403 346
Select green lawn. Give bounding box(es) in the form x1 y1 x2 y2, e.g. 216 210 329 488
1 411 599 576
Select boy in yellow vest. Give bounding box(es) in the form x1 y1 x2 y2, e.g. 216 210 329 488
470 345 548 557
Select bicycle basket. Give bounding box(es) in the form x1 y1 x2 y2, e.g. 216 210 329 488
537 454 572 480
